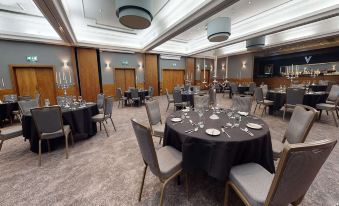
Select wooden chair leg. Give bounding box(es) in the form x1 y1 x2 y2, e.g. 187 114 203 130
138 165 147 201
332 111 338 127
0 139 4 151
102 122 109 137
39 139 42 167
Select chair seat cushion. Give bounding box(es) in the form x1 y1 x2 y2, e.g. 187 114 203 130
41 125 71 139
152 123 165 137
316 103 335 110
12 110 20 115
156 146 182 179
271 139 285 159
0 125 23 140
230 163 274 206
92 113 105 122
263 100 274 105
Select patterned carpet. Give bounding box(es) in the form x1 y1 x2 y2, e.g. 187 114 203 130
0 94 338 206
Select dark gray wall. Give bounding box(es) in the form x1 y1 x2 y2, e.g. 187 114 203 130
99 51 144 84
226 53 254 79
159 57 186 80
0 40 73 89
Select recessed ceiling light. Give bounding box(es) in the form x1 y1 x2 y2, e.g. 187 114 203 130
248 1 252 5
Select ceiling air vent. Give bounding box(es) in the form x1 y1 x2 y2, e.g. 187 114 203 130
115 0 153 29
207 17 231 42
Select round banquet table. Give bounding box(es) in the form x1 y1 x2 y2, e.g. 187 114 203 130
124 90 149 105
266 91 328 114
308 84 327 92
22 104 99 153
164 110 275 181
181 92 195 107
0 101 19 127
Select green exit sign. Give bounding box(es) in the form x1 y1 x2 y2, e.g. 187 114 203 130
26 56 38 62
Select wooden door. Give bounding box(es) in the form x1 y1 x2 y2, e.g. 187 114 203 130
15 68 38 97
124 69 136 89
162 69 185 94
145 54 159 95
115 69 126 92
35 68 57 105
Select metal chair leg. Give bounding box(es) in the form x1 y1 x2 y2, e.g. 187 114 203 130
70 132 74 146
110 117 117 131
65 134 69 159
261 105 265 117
283 108 286 120
224 182 230 206
138 165 147 201
0 139 4 151
47 140 51 152
332 111 338 127
99 122 102 131
253 104 258 114
319 110 322 120
39 139 42 166
166 102 170 112
159 183 166 206
102 122 109 137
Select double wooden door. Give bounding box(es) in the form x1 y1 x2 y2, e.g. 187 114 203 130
162 69 185 94
115 68 136 92
13 67 56 105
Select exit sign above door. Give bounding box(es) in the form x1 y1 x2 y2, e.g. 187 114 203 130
26 56 38 63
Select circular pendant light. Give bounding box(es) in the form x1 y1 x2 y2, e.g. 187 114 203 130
207 17 231 42
246 36 265 50
115 0 153 29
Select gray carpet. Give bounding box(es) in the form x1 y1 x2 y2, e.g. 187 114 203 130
0 94 338 206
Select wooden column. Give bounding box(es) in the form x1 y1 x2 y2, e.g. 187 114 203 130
145 54 159 95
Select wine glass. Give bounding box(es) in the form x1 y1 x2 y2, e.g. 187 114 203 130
78 96 82 102
72 96 77 103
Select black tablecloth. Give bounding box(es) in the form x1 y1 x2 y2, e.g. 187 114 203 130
309 85 327 92
22 104 99 153
124 90 149 105
182 92 195 107
164 110 275 180
267 91 328 114
230 86 249 98
0 102 19 127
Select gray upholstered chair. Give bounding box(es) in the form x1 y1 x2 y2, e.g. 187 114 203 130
130 88 141 106
316 97 339 127
272 105 318 159
253 87 274 116
184 84 190 92
209 87 216 106
31 106 73 166
325 84 339 104
194 94 209 109
3 94 17 102
18 96 32 101
145 86 154 101
283 88 305 120
244 82 256 95
145 100 164 144
56 96 64 106
230 83 239 97
116 88 127 108
97 93 105 113
260 84 268 98
92 96 116 137
173 89 186 110
225 139 337 206
131 119 188 206
0 125 23 151
165 89 174 112
232 96 252 113
192 86 200 93
18 99 39 116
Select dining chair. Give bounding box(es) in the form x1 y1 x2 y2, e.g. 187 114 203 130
230 83 239 97
145 100 164 144
325 84 339 104
31 106 74 166
193 86 200 93
260 84 268 98
283 88 305 120
131 88 141 106
272 105 318 159
92 96 116 137
325 82 335 94
232 96 252 113
3 94 17 102
244 82 256 96
209 87 216 106
165 89 174 112
145 86 154 101
184 84 190 92
18 96 32 101
97 93 105 113
316 97 339 127
131 119 188 206
116 88 127 108
253 87 274 116
225 139 337 206
18 99 39 116
173 89 186 110
194 94 209 109
0 125 23 151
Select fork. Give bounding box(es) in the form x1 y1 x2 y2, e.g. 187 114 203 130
221 128 231 138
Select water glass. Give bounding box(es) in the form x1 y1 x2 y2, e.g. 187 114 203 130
44 98 50 107
233 114 241 127
198 121 204 128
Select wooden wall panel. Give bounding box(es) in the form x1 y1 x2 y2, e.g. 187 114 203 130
103 84 115 98
145 54 159 96
124 69 136 89
0 89 16 101
70 47 79 96
35 68 57 105
186 57 195 84
77 48 100 102
162 69 185 94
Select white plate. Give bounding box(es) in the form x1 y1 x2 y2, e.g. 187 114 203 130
171 118 182 122
209 114 220 120
238 111 249 116
205 128 221 136
182 109 190 112
246 123 262 130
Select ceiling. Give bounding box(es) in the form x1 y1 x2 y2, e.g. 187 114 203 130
0 0 339 58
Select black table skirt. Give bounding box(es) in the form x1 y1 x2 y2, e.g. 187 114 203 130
182 93 194 107
124 90 149 105
309 85 327 92
267 91 328 114
164 110 275 181
230 86 249 98
0 102 19 127
22 104 99 153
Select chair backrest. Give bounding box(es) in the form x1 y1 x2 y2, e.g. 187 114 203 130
56 96 64 106
104 96 114 115
261 84 268 97
284 105 317 144
286 88 305 105
18 96 32 101
173 89 182 103
254 87 264 103
97 93 105 109
248 82 256 93
230 83 238 93
325 82 335 93
232 96 252 113
31 106 63 136
265 139 337 206
18 100 39 115
165 89 170 100
184 85 190 91
131 118 160 177
209 87 216 106
327 84 339 102
194 95 209 109
35 93 40 103
3 94 17 102
193 86 200 93
128 87 135 91
116 88 123 98
131 88 139 98
148 86 153 97
145 100 161 125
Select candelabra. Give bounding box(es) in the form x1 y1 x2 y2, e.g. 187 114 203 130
310 69 320 85
56 81 74 96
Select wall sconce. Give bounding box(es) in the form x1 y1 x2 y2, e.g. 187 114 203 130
62 61 69 69
106 63 111 70
197 65 200 71
210 65 213 71
222 63 225 70
242 61 247 69
138 63 143 70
